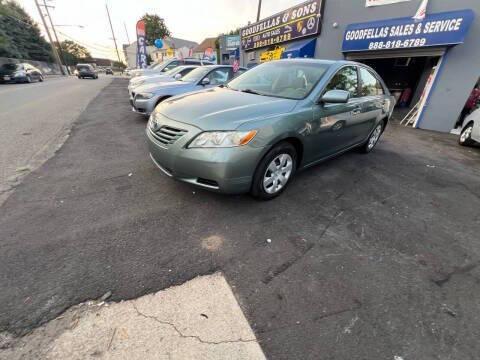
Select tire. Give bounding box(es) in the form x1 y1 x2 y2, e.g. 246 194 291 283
359 121 385 153
26 75 32 83
78 76 82 79
39 75 44 82
459 123 475 146
251 142 297 200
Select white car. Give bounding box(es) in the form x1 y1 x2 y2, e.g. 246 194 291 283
459 108 480 146
128 66 198 93
130 58 213 78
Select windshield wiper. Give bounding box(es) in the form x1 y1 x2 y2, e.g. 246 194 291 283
240 88 264 95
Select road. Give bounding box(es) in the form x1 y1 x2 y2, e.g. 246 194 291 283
0 76 112 205
1 79 480 359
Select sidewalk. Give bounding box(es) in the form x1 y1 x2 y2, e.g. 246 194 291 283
0 274 265 360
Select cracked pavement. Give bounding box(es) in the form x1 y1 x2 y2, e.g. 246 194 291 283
1 79 480 359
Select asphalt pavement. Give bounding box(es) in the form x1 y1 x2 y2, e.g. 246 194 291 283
1 78 480 359
0 75 112 206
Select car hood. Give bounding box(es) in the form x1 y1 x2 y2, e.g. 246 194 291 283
135 81 195 94
157 87 298 131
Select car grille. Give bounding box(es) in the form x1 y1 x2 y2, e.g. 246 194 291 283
151 126 187 147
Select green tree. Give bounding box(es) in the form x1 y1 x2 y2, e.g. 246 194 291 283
140 14 171 45
0 0 53 61
58 40 92 66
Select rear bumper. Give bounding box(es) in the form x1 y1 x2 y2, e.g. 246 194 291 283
146 117 263 194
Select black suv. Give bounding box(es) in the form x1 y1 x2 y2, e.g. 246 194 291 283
76 64 98 79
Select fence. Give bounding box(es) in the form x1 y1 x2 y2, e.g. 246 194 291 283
0 57 65 75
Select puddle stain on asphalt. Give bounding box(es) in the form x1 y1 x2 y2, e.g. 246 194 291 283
201 235 224 252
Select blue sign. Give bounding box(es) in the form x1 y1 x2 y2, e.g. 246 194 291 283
241 0 324 51
342 9 475 52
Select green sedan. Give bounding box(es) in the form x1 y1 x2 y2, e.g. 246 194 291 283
146 59 394 199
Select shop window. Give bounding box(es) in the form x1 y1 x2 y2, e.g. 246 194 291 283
325 66 359 97
359 68 384 96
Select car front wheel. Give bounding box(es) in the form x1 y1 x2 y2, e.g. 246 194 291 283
251 142 297 200
459 124 475 146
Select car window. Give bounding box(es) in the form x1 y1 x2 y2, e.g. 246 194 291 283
359 68 385 96
162 61 179 72
206 68 230 85
233 68 246 78
325 66 359 97
185 60 200 65
179 67 195 76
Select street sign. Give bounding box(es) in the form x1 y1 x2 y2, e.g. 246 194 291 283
240 0 324 51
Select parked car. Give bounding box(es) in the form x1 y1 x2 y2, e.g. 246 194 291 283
132 65 247 115
129 58 214 78
146 59 394 199
128 65 199 97
0 63 44 83
459 108 480 146
76 64 98 79
105 68 114 75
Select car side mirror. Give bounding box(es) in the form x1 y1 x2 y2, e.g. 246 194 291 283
174 73 182 80
320 90 350 104
201 77 210 86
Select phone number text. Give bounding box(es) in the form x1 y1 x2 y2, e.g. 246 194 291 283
368 38 427 50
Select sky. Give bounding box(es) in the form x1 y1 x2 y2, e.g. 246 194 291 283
16 0 304 60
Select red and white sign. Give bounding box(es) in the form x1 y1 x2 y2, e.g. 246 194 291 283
366 0 410 7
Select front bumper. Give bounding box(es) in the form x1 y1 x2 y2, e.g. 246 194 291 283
146 115 264 194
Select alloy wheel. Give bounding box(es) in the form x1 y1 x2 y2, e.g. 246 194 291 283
367 124 383 150
460 125 473 144
263 154 293 194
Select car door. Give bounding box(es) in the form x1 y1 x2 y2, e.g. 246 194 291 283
308 66 363 161
357 67 388 143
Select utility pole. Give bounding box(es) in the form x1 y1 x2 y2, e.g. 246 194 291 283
256 0 262 22
34 0 65 75
123 22 131 44
41 0 69 75
105 3 122 63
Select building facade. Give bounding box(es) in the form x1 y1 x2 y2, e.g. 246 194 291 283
239 0 480 133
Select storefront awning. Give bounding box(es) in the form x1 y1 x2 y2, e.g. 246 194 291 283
281 38 317 59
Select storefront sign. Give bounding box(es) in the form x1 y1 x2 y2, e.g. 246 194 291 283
136 20 148 69
366 0 410 7
342 9 474 52
225 35 240 50
241 0 324 51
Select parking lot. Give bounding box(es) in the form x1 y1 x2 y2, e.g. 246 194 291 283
1 78 479 359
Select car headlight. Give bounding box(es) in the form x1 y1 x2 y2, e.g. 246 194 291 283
188 130 258 148
136 92 154 100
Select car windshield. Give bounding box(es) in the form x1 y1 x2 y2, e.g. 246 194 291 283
77 65 91 71
227 61 330 100
1 64 20 71
151 60 171 70
165 66 188 76
180 67 211 83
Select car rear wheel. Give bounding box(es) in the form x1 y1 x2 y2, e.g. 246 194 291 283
459 123 475 146
360 122 384 153
39 75 44 82
251 142 297 200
